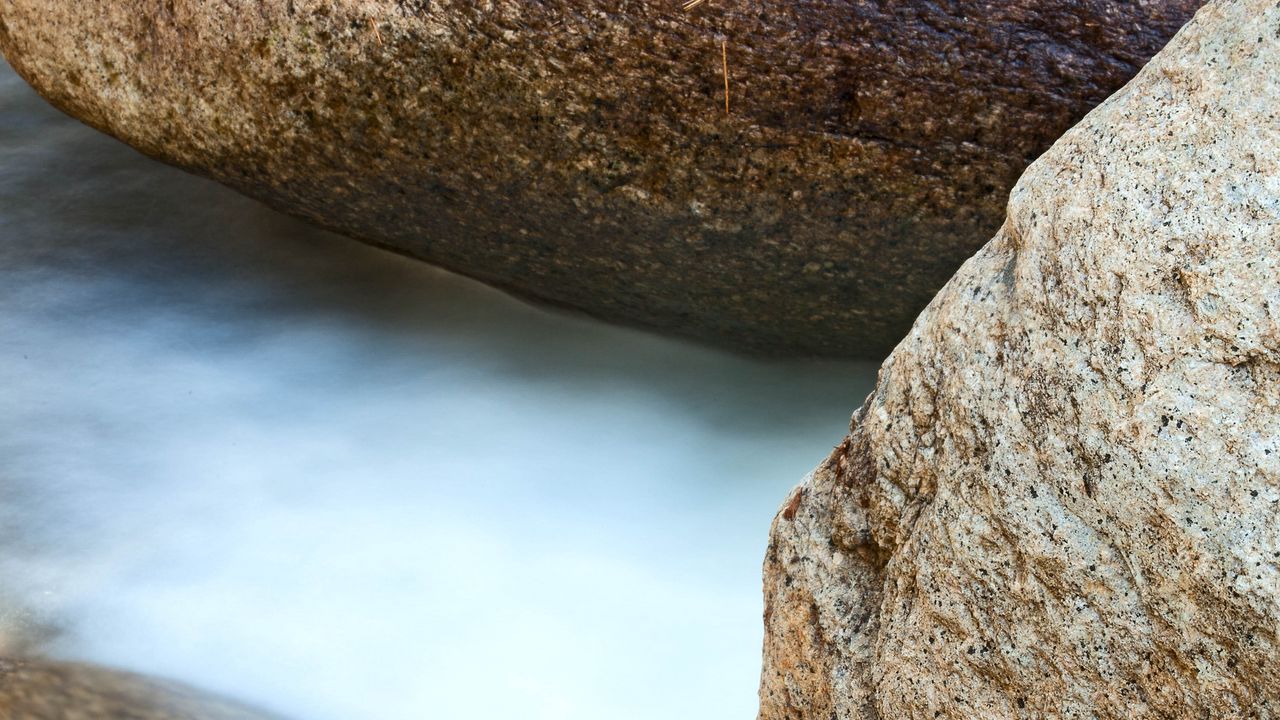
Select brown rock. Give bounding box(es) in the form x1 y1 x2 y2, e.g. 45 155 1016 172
0 0 1198 356
761 0 1280 715
0 658 285 720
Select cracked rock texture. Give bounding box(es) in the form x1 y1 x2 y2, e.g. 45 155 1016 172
0 0 1198 356
0 659 286 720
761 0 1280 716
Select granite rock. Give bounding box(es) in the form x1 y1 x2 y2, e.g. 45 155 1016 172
761 0 1280 715
0 659 285 720
0 0 1198 356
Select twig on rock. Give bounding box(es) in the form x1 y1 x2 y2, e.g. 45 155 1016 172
722 39 729 114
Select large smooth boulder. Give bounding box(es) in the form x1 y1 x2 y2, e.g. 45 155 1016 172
0 659 285 719
761 0 1280 716
0 0 1198 356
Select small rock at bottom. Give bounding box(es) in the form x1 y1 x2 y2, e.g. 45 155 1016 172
0 659 286 720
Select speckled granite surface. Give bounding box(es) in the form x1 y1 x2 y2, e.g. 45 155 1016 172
0 0 1197 356
761 0 1280 715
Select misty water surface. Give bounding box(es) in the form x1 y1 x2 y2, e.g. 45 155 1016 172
0 60 879 720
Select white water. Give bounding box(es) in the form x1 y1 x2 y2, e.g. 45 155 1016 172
0 60 879 720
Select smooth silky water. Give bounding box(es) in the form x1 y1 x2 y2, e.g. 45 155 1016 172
0 60 880 720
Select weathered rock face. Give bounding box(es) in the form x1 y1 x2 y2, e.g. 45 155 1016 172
0 659 285 719
761 0 1280 715
0 0 1199 356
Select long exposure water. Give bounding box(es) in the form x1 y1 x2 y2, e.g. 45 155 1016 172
0 60 880 720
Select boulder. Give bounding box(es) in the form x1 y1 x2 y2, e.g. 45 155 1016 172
0 0 1198 356
0 659 285 719
761 0 1280 716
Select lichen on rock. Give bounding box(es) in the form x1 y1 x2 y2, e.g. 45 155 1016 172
761 0 1280 715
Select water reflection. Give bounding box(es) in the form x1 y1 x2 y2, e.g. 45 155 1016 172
0 60 879 720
